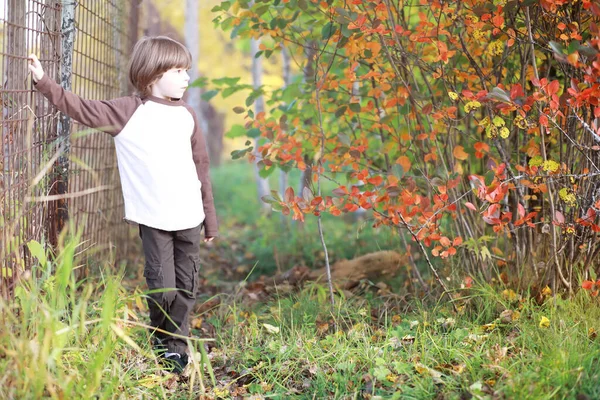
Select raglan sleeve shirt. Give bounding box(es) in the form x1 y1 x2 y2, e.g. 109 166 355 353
33 74 219 237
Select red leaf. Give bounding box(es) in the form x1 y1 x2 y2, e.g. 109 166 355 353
285 187 295 203
464 276 473 288
465 202 477 211
548 80 560 96
332 186 348 197
554 210 565 224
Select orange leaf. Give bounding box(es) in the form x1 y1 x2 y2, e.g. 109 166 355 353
453 146 469 160
396 156 411 172
367 176 383 186
440 236 451 247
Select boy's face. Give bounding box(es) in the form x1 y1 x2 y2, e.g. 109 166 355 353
151 68 190 100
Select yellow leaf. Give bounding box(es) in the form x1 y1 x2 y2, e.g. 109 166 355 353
191 317 203 329
541 286 552 296
502 289 518 302
481 322 497 332
539 316 550 328
453 146 469 160
263 323 280 334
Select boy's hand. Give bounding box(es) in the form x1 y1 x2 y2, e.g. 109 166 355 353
27 54 44 83
204 237 215 243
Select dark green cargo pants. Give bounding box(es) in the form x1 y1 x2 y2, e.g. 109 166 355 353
139 223 202 354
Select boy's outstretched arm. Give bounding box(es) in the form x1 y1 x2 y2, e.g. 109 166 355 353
28 54 139 136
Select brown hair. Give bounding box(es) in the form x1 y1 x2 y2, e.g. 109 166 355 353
128 36 192 98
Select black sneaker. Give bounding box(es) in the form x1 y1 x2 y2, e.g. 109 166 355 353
152 336 167 355
161 352 189 374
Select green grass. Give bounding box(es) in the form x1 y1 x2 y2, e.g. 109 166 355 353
0 227 214 399
204 282 600 399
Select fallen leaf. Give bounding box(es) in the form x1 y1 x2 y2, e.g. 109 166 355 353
263 323 280 334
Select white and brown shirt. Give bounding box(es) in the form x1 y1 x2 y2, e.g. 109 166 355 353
35 74 218 237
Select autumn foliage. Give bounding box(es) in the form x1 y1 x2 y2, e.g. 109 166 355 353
213 0 600 292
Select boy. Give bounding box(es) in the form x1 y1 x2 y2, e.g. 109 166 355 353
28 36 218 373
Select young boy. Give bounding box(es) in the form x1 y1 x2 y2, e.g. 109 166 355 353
28 36 218 373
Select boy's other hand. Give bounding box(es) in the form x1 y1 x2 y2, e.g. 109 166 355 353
203 237 215 243
27 54 44 83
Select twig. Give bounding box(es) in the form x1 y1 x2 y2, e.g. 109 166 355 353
26 185 114 202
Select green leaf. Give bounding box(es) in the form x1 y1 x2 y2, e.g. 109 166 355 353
270 190 283 202
201 90 219 101
259 166 275 178
247 128 261 138
27 240 47 267
321 21 335 40
222 86 241 98
567 40 580 55
549 41 565 56
212 77 241 86
261 194 277 204
349 102 361 113
189 76 208 88
246 90 262 107
335 105 347 118
226 124 247 138
231 147 253 160
233 106 246 114
255 5 270 15
373 366 392 382
338 133 351 146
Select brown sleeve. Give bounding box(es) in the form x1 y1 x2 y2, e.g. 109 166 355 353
34 74 140 136
186 105 219 238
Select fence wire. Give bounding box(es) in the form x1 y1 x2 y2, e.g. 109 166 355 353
1 0 139 299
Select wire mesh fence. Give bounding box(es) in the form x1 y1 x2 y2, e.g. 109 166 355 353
1 0 139 299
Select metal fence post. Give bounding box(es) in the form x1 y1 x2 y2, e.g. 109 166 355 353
49 0 76 246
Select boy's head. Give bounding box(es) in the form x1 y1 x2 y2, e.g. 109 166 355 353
128 36 192 98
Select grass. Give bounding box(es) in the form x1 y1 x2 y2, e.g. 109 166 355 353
0 227 214 399
2 161 600 399
203 282 600 399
